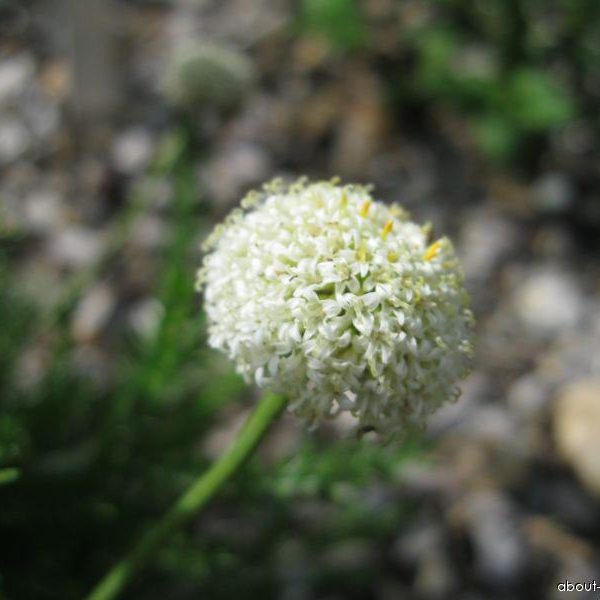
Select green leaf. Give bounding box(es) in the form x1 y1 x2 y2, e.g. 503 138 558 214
300 0 366 50
413 28 459 97
0 468 19 486
505 69 575 131
471 114 518 164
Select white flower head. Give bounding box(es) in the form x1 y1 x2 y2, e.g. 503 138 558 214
198 178 474 439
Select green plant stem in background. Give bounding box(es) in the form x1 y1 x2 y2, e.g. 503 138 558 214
86 392 287 600
39 129 188 335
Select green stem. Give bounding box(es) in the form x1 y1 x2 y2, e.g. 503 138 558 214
86 392 287 600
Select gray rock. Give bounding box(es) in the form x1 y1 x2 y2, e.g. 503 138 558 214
537 310 600 386
461 489 526 590
130 214 169 250
532 225 576 260
204 142 271 209
12 259 62 310
427 372 487 436
458 208 518 280
393 523 445 567
413 542 457 599
48 226 105 269
533 172 574 214
394 524 458 596
70 345 113 388
24 92 60 143
507 374 549 419
23 191 65 234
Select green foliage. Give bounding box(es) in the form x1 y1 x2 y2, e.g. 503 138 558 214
299 0 366 51
471 114 518 164
503 68 573 131
273 436 425 499
407 7 578 166
0 136 236 598
469 68 574 162
0 467 19 486
271 436 425 540
0 134 426 599
290 0 596 170
292 0 591 170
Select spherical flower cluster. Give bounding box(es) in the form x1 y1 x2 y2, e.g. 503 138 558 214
164 42 255 112
197 179 474 439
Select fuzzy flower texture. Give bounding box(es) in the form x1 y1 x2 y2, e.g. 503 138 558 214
198 179 474 439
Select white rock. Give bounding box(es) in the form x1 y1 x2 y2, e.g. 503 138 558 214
513 268 583 336
554 378 600 497
0 54 35 106
0 118 30 163
112 128 154 175
71 283 116 342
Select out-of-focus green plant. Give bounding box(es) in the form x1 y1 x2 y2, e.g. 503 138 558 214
89 168 473 598
471 68 574 162
164 42 256 114
0 132 242 599
0 155 431 600
298 0 366 51
406 10 577 165
273 437 425 500
295 0 597 169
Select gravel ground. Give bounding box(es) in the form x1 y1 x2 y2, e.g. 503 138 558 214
2 1 600 599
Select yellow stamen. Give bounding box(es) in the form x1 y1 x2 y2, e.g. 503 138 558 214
382 220 394 239
359 200 371 218
340 191 348 208
424 239 443 261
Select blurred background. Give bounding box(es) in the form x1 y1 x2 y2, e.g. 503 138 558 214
1 0 600 598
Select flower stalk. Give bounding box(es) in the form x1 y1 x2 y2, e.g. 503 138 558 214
86 392 287 600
